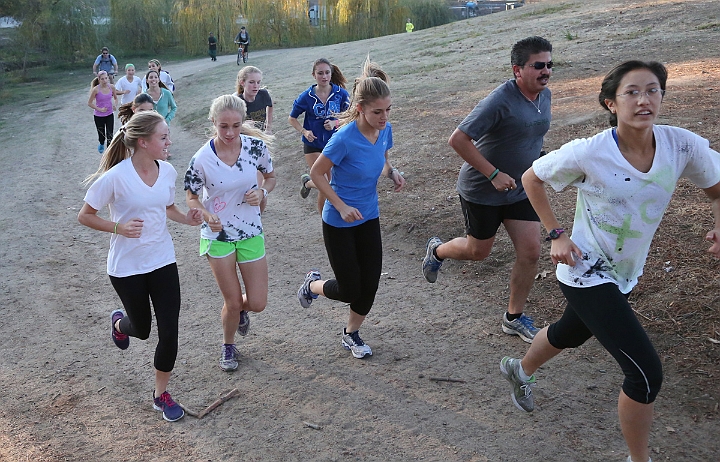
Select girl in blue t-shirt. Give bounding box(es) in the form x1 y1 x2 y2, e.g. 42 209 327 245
289 58 351 213
296 58 405 359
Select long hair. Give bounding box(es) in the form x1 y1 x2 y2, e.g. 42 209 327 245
235 66 264 96
118 93 155 125
208 94 275 148
598 60 667 126
83 111 166 185
144 70 170 91
312 58 347 89
338 57 390 126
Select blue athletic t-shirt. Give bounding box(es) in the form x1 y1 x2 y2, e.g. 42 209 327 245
321 121 393 228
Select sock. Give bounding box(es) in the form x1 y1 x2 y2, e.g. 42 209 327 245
518 363 532 381
432 248 443 261
506 312 522 322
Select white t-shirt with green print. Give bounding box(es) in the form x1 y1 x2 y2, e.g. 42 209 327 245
533 125 720 294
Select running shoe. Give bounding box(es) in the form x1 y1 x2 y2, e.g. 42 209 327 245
98 144 105 154
502 313 540 343
237 310 250 336
153 390 185 422
342 328 372 359
500 356 536 412
300 174 312 199
297 270 321 308
219 344 240 372
422 237 443 283
110 309 129 350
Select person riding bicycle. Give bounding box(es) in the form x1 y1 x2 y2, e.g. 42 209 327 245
93 47 118 83
234 26 250 59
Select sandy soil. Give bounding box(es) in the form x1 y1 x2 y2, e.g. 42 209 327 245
1 0 719 460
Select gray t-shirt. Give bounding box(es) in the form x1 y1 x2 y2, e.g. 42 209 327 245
456 79 551 205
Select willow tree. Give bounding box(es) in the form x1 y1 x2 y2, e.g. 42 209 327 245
173 0 240 54
243 0 313 48
333 0 405 41
109 0 172 53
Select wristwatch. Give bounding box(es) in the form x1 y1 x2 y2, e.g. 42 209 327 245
545 228 565 241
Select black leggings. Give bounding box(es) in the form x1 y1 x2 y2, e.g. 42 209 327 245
109 263 181 373
547 282 663 404
94 114 114 146
322 219 382 317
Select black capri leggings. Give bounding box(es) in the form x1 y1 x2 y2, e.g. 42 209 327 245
322 218 382 317
94 114 114 146
109 263 181 373
547 282 663 404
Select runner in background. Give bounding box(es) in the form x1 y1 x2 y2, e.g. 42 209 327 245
289 58 350 213
88 70 119 154
115 64 142 105
235 66 274 211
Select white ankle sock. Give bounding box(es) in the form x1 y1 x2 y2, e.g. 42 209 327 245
518 363 532 381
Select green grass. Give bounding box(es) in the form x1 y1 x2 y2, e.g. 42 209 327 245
518 3 575 18
696 22 720 31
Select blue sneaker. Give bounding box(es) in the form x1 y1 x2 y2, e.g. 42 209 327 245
422 237 443 283
297 270 321 308
153 390 185 422
502 313 540 344
237 310 250 336
110 309 129 350
98 144 105 154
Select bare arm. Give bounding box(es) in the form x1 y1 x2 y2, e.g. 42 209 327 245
310 154 362 222
185 189 222 233
244 171 277 206
522 167 581 266
288 115 316 143
77 202 144 238
703 180 720 257
87 87 100 111
448 128 516 191
382 151 405 192
166 204 202 226
264 106 273 134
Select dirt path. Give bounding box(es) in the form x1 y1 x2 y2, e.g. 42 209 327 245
1 1 719 460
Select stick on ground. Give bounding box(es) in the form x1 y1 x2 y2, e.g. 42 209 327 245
177 388 240 419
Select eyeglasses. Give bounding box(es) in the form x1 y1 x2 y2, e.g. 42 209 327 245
527 61 553 70
102 52 109 55
616 88 665 99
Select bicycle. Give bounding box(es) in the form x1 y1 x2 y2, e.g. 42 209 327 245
235 41 248 65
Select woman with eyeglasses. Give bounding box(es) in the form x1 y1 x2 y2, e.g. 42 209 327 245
500 60 720 462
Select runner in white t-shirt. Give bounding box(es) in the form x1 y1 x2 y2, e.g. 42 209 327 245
500 61 720 462
184 94 276 372
114 63 142 105
78 111 202 423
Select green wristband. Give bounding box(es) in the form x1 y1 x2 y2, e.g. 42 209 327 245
488 168 500 180
114 222 119 234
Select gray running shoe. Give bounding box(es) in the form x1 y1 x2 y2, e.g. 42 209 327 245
237 310 250 336
342 328 372 359
500 356 536 412
219 344 240 372
422 237 443 283
300 174 312 199
297 270 321 308
502 313 540 343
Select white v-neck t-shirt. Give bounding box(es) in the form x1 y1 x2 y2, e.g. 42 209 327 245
533 125 720 293
84 158 177 277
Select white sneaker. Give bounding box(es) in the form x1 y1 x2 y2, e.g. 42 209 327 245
341 328 372 358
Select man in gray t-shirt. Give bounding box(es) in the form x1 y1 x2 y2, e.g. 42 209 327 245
422 36 553 344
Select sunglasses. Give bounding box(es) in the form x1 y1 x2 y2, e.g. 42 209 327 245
528 61 553 70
